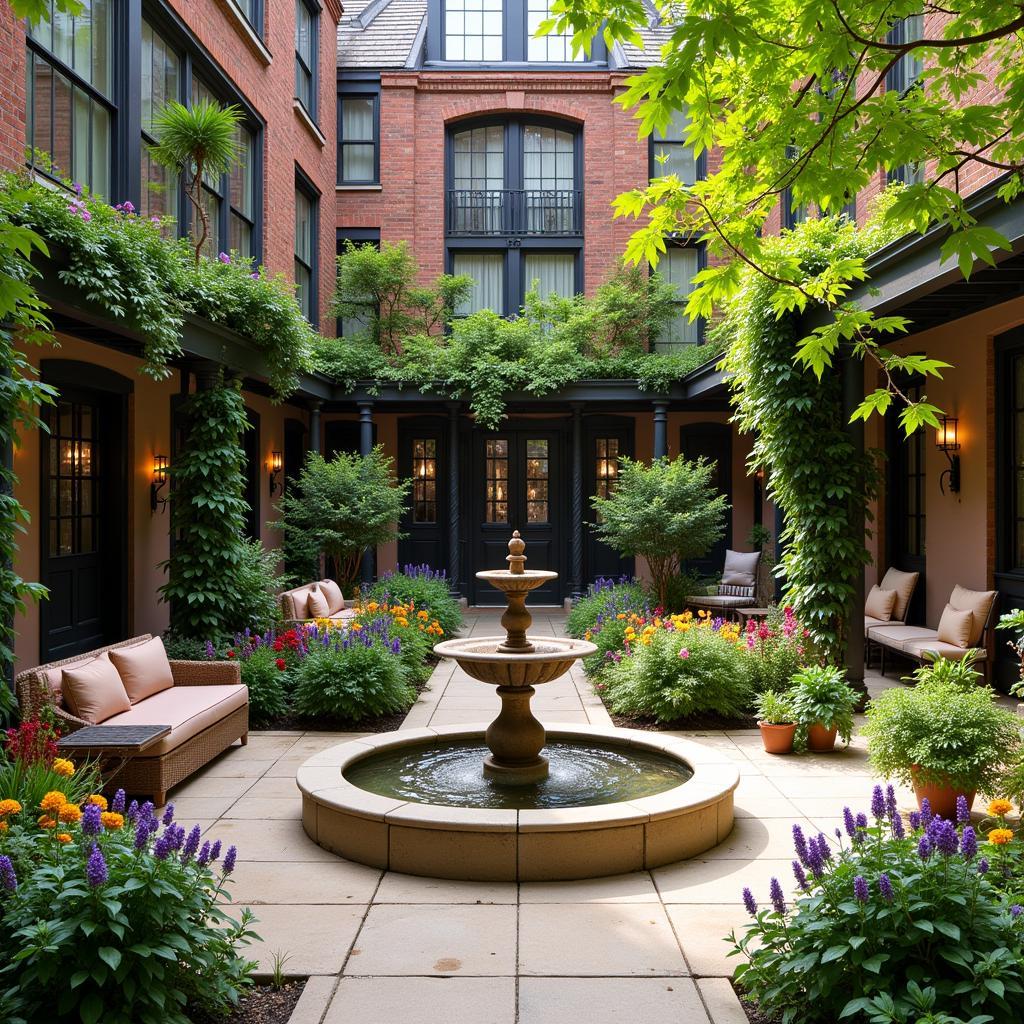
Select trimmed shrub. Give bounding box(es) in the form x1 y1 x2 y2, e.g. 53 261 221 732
565 576 649 639
231 644 289 727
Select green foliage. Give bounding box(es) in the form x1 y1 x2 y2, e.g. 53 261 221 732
721 216 889 660
235 645 289 727
591 455 728 608
754 689 794 725
0 813 257 1024
13 0 84 24
746 606 813 694
159 380 250 639
273 449 410 595
565 577 650 639
318 250 720 428
787 664 858 745
904 653 984 691
731 792 1024 1024
996 610 1024 698
293 638 415 722
233 539 288 635
159 632 210 661
545 0 1024 423
603 625 751 722
366 566 463 640
0 720 99 810
865 675 1022 794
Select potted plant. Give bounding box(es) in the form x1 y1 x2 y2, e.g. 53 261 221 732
787 665 857 752
754 690 797 754
864 669 1022 818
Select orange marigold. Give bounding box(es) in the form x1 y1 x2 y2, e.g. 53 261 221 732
40 791 67 814
86 794 108 811
988 799 1014 818
101 812 124 831
52 758 75 778
0 821 7 834
988 828 1015 846
0 799 22 817
56 833 72 843
58 803 82 824
37 815 56 829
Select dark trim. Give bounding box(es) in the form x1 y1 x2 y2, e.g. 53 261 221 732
40 360 135 395
295 165 321 328
337 83 381 185
295 0 321 123
337 227 383 242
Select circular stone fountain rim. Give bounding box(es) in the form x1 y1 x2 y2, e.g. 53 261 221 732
475 569 559 581
432 634 598 663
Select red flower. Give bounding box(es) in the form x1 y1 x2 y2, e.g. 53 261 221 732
276 658 287 671
226 650 235 658
272 639 284 652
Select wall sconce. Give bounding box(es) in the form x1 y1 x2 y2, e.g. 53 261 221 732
936 416 961 494
150 455 169 513
268 451 283 496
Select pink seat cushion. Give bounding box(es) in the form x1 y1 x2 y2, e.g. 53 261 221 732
61 653 132 725
307 585 330 618
320 579 345 614
101 684 249 756
110 636 174 704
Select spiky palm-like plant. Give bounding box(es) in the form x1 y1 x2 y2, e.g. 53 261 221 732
148 100 242 264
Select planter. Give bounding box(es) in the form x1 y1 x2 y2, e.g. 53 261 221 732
910 766 976 819
806 723 838 753
758 721 797 754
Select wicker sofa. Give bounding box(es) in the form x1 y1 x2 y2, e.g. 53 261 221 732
279 578 357 626
16 635 247 806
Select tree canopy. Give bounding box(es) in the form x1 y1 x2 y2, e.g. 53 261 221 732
544 0 1024 430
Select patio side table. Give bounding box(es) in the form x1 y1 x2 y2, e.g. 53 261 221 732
736 607 772 626
58 724 172 791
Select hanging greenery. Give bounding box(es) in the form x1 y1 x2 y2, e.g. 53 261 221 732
158 378 251 639
718 212 904 662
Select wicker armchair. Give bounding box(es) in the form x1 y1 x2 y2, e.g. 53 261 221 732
15 635 247 806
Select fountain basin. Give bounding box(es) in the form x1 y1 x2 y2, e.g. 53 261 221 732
298 724 739 881
431 635 597 686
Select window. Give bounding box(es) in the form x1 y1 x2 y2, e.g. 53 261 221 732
656 245 701 350
451 125 504 232
454 252 504 315
339 96 378 184
230 125 256 257
46 399 98 556
523 125 575 232
229 0 263 35
411 439 438 523
594 437 620 522
781 185 807 230
525 439 549 523
1011 354 1024 569
295 176 319 323
141 20 180 222
445 0 503 60
337 230 380 337
485 439 509 523
523 252 574 299
189 76 227 259
902 387 926 558
295 0 318 119
650 108 698 184
887 13 925 185
527 0 582 61
26 0 113 196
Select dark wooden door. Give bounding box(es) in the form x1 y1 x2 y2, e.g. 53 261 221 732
679 422 733 576
471 429 563 605
397 421 448 571
40 391 126 661
584 419 635 583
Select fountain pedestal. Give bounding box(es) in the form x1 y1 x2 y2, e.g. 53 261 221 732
484 685 548 783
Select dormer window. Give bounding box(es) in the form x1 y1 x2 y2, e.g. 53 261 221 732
445 0 503 61
526 0 582 62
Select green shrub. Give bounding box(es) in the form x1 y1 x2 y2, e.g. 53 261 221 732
367 565 463 639
234 645 289 727
0 719 99 810
604 625 751 722
732 787 1024 1023
787 665 858 745
160 631 211 661
293 635 415 722
754 689 794 725
744 606 812 694
231 540 288 634
565 577 649 639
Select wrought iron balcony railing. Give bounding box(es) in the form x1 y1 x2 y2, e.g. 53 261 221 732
446 189 583 237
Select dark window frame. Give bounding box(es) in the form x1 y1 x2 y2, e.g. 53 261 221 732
886 12 925 185
336 227 381 337
338 92 380 184
653 238 706 350
647 111 707 184
780 185 807 230
295 0 319 122
228 0 264 38
295 166 321 326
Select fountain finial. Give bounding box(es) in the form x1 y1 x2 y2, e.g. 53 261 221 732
507 530 526 575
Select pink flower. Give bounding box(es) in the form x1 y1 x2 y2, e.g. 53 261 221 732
218 251 231 264
678 648 690 660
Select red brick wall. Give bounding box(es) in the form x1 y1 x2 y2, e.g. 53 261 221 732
336 71 651 294
0 8 27 173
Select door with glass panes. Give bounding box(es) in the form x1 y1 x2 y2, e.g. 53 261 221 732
472 430 563 605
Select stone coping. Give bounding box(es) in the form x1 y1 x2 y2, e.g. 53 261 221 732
297 725 740 881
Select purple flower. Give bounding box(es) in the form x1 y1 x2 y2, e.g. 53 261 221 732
139 801 154 822
956 794 970 825
769 877 786 914
806 837 825 878
86 844 108 887
1012 905 1023 919
0 855 17 891
111 789 125 814
210 840 222 862
126 800 139 823
843 806 857 838
82 803 103 836
908 811 922 831
197 841 212 867
918 834 933 860
122 200 135 214
167 824 185 852
891 811 905 840
871 785 886 820
792 860 809 890
878 873 894 903
855 812 868 831
222 845 237 875
134 819 151 853
205 640 217 659
742 887 757 916
250 271 259 280
961 826 978 860
182 824 202 863
885 785 898 821
218 251 231 264
814 833 833 864
162 803 175 827
978 857 990 875
792 824 810 867
853 875 869 903
920 798 933 827
928 819 959 857
73 181 82 196
153 831 175 860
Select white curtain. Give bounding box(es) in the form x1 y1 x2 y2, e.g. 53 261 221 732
659 247 699 348
524 252 575 300
454 253 504 315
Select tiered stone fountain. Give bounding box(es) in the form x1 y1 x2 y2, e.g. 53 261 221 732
298 533 739 881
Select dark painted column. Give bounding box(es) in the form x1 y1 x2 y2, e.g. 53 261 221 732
447 402 462 598
653 401 669 461
308 400 322 455
358 401 375 585
192 359 221 391
842 352 866 688
2 433 13 691
569 402 584 599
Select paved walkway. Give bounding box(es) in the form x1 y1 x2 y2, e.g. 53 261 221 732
167 610 899 1024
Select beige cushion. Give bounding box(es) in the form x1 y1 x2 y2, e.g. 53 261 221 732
307 584 330 618
949 584 996 647
690 594 753 609
865 585 897 622
721 549 760 587
109 636 174 704
280 586 311 620
320 579 344 614
102 684 248 756
879 568 920 623
864 614 889 636
867 624 936 651
61 653 132 725
330 608 358 621
936 604 973 648
903 638 984 662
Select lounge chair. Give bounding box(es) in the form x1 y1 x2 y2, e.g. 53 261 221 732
684 549 761 619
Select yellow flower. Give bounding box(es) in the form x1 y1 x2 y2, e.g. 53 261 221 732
37 815 56 830
367 601 379 613
0 821 7 833
616 613 626 620
988 828 1014 846
584 631 592 641
40 791 67 814
52 758 75 778
58 803 82 824
86 794 108 811
0 799 22 817
101 812 124 831
988 799 1014 818
56 833 72 843
417 610 429 620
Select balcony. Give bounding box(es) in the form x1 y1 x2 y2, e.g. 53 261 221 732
446 189 583 237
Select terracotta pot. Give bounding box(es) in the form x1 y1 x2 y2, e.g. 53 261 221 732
758 722 797 755
910 766 976 819
806 723 838 753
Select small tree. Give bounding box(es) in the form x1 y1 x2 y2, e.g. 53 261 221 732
592 456 729 607
148 100 243 264
272 448 411 593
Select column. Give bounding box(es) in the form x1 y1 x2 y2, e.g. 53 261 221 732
569 402 584 599
358 402 375 585
192 358 221 391
653 400 669 461
841 352 866 688
308 400 322 455
447 402 461 597
1 434 13 689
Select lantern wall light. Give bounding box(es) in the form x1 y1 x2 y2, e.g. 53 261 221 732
268 451 283 496
936 416 960 495
150 455 169 513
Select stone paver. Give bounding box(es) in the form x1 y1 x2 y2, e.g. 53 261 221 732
156 609 896 1023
